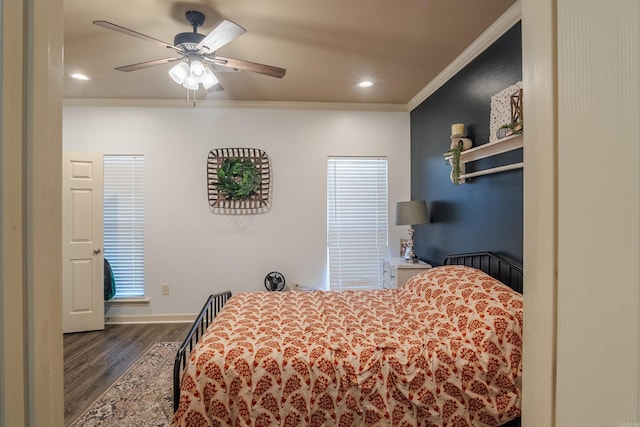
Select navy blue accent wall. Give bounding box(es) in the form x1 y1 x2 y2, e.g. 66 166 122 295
410 23 522 266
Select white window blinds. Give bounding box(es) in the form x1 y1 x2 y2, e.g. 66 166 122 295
103 155 145 298
327 157 388 291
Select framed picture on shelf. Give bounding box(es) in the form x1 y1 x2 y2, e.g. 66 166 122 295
400 239 410 257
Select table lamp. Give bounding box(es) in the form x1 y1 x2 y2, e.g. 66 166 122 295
395 200 430 263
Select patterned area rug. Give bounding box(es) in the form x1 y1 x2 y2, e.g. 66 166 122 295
69 341 179 427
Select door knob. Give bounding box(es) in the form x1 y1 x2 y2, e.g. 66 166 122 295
93 248 102 255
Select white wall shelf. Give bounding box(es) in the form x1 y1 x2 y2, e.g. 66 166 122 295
444 134 523 182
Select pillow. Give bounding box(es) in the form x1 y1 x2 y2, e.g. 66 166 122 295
398 265 523 355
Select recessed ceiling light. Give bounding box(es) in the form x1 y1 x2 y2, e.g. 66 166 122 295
358 81 374 88
70 73 90 81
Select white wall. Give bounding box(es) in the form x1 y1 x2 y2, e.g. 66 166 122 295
523 0 640 426
63 104 410 318
555 0 639 425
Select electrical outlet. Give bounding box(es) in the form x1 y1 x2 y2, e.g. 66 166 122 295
161 284 169 296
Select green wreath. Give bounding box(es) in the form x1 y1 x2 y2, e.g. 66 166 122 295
216 157 261 200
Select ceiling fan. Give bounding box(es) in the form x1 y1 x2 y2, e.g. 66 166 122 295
93 10 286 92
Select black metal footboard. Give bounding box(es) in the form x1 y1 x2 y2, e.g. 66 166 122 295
173 291 232 411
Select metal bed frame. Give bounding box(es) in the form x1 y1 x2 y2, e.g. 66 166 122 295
443 251 523 294
173 290 232 410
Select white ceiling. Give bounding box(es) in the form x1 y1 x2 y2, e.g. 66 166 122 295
63 0 516 104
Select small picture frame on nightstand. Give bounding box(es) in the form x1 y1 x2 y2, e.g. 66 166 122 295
400 239 410 257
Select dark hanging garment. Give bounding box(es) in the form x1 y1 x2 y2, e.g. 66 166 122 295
104 258 116 300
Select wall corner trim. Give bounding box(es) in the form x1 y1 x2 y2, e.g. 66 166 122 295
407 1 521 111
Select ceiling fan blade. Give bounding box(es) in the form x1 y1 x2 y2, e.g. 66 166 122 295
201 60 241 73
207 82 224 93
115 57 182 72
196 19 246 54
93 20 182 53
212 56 286 79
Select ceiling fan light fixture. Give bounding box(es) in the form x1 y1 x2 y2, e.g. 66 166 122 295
182 75 199 90
202 68 219 90
94 12 286 96
190 60 206 81
169 62 189 84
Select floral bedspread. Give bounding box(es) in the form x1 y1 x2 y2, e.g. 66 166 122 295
171 266 523 427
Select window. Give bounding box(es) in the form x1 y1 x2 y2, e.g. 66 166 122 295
327 157 388 291
103 155 145 298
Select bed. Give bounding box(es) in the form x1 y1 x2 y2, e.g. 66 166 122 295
171 252 523 426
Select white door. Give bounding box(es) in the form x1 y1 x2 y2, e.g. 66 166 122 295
62 152 105 333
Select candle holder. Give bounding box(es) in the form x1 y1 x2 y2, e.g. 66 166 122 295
451 123 465 138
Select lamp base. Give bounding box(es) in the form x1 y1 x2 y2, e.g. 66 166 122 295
403 226 420 263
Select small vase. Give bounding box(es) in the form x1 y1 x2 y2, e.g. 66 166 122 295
496 127 510 139
450 137 472 151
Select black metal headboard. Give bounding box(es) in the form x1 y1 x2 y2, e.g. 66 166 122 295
443 252 523 294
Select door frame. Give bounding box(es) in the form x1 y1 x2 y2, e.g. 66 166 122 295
0 0 65 425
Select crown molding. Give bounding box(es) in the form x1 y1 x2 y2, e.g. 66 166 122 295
407 1 521 112
63 98 409 112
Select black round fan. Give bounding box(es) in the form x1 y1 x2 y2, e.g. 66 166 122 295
264 271 285 291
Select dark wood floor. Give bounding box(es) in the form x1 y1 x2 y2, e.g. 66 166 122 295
64 323 191 426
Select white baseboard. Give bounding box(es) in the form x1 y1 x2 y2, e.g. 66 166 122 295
105 313 197 324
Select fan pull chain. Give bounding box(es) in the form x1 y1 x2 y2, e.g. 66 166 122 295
185 88 197 107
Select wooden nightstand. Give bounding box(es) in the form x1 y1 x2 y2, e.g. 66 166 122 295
382 257 432 289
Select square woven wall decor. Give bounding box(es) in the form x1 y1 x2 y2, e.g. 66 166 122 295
207 148 271 212
489 80 522 143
